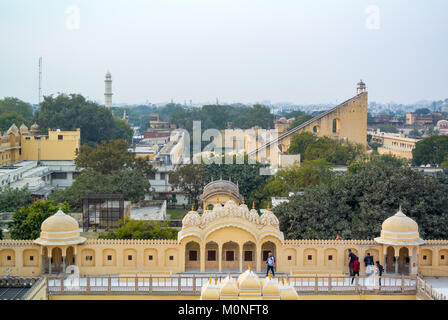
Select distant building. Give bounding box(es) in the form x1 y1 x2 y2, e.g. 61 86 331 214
369 130 419 160
0 123 80 165
406 112 443 126
0 160 80 199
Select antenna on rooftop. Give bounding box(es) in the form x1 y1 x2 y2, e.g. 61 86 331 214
38 57 42 106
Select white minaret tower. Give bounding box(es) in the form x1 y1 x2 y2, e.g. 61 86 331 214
105 71 113 108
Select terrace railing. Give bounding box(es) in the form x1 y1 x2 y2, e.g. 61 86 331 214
46 274 419 296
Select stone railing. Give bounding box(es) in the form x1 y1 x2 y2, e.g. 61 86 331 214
84 239 178 246
46 274 417 296
284 239 377 246
416 276 447 300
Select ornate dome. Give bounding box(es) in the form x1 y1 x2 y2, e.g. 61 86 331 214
181 209 201 228
259 209 279 228
6 124 19 136
238 270 261 296
374 207 424 245
200 282 220 300
19 123 29 134
30 123 41 135
219 275 238 299
201 179 241 204
34 208 86 246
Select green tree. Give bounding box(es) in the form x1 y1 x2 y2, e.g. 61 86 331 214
251 159 333 208
412 135 448 166
204 155 269 201
287 132 318 155
33 93 133 146
415 108 431 114
287 114 313 130
50 140 154 208
0 112 27 132
75 140 134 174
0 187 33 212
274 156 448 240
169 163 206 209
0 97 33 120
98 217 178 239
9 201 70 240
288 132 365 165
377 124 399 133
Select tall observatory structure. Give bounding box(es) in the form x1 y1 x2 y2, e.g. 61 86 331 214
104 71 113 108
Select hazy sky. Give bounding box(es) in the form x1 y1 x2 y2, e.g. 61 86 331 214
0 0 447 105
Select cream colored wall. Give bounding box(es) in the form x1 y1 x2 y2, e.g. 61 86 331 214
2 239 448 277
20 129 80 161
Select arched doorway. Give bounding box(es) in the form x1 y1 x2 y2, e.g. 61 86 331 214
261 241 276 265
398 247 410 275
205 241 218 272
42 247 49 274
66 246 75 267
386 246 395 274
185 241 200 271
222 241 239 272
243 241 256 270
51 248 63 274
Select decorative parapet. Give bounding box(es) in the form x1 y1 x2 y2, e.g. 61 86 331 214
0 240 37 246
84 239 178 246
284 239 377 246
423 240 448 245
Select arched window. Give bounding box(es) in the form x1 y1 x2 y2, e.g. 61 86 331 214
332 118 340 133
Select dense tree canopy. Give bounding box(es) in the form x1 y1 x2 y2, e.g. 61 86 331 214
49 140 154 208
33 93 133 145
287 114 313 130
0 187 33 212
204 155 269 203
0 97 33 120
168 104 274 134
377 124 399 134
9 201 70 240
251 159 334 208
98 217 178 240
169 163 206 209
274 156 448 240
412 135 448 166
287 132 366 165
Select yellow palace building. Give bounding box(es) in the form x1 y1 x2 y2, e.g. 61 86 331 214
0 180 448 299
1 180 448 281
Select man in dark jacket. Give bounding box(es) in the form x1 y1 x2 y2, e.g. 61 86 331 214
376 261 384 286
364 253 374 267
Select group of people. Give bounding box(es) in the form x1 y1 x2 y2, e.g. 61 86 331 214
348 249 384 286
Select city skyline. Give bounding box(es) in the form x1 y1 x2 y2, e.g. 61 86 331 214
0 0 447 106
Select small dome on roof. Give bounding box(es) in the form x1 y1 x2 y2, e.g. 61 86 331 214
6 124 19 135
375 206 424 246
30 123 41 135
19 123 29 133
34 208 86 246
181 208 201 228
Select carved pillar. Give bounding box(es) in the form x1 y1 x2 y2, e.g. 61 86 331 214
383 254 387 274
256 245 262 273
218 243 222 273
239 244 243 272
395 256 399 274
200 244 205 273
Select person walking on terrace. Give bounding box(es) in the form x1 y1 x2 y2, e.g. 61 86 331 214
266 251 275 277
